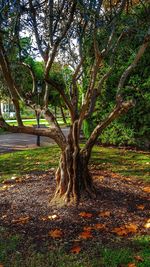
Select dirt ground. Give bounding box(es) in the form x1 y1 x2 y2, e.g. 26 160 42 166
0 167 149 252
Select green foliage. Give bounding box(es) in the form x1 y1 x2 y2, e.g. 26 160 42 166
82 3 150 149
100 121 135 146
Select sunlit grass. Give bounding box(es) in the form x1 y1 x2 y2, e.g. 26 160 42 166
7 118 70 126
0 145 150 182
91 146 150 182
0 146 60 182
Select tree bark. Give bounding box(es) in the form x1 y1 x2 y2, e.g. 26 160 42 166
60 104 67 124
53 145 96 206
52 121 96 205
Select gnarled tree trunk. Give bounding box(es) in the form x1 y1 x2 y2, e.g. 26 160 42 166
53 122 96 205
54 147 96 205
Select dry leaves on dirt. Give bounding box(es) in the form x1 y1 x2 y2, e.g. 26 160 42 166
41 214 58 221
143 186 150 193
79 212 93 218
99 211 111 217
137 204 145 210
49 229 63 238
12 216 29 224
134 255 144 262
79 231 93 239
70 246 81 254
144 218 150 229
127 263 137 267
112 223 138 236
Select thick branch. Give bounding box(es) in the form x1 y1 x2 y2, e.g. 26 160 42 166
117 29 150 96
21 62 36 93
0 116 66 150
0 35 23 126
82 100 134 158
43 108 67 145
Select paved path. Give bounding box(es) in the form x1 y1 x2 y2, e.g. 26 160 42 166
0 128 69 154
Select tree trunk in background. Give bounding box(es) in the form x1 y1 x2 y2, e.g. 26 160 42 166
13 99 23 127
60 104 67 124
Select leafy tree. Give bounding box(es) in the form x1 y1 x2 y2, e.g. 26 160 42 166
83 3 150 148
0 0 150 205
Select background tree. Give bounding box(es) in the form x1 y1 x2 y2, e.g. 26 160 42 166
83 2 150 149
0 0 150 205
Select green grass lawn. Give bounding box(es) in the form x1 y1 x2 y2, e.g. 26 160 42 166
0 229 149 267
7 118 70 127
0 145 149 267
0 145 149 183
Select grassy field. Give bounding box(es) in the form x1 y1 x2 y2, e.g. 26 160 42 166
0 145 150 183
0 145 150 266
7 118 70 127
0 230 149 267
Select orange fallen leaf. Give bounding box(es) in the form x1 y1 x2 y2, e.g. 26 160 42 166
99 211 111 217
134 255 143 262
125 223 138 233
112 227 128 236
49 229 63 238
83 226 93 231
94 223 106 230
0 264 4 267
79 212 93 218
70 246 81 254
112 223 137 236
128 263 137 267
137 205 145 210
143 186 150 193
79 231 93 239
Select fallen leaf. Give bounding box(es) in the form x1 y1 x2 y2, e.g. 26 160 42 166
79 231 93 239
134 255 144 262
94 223 106 230
15 178 22 183
127 263 137 267
83 226 93 231
125 223 138 233
143 187 150 193
12 216 29 224
48 214 58 220
0 264 4 267
1 215 7 219
144 218 150 229
112 227 128 236
79 212 93 218
137 205 145 210
70 246 81 254
99 211 111 217
112 223 137 236
41 217 47 221
49 229 63 238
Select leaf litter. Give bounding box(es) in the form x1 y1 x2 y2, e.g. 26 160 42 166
0 169 149 254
